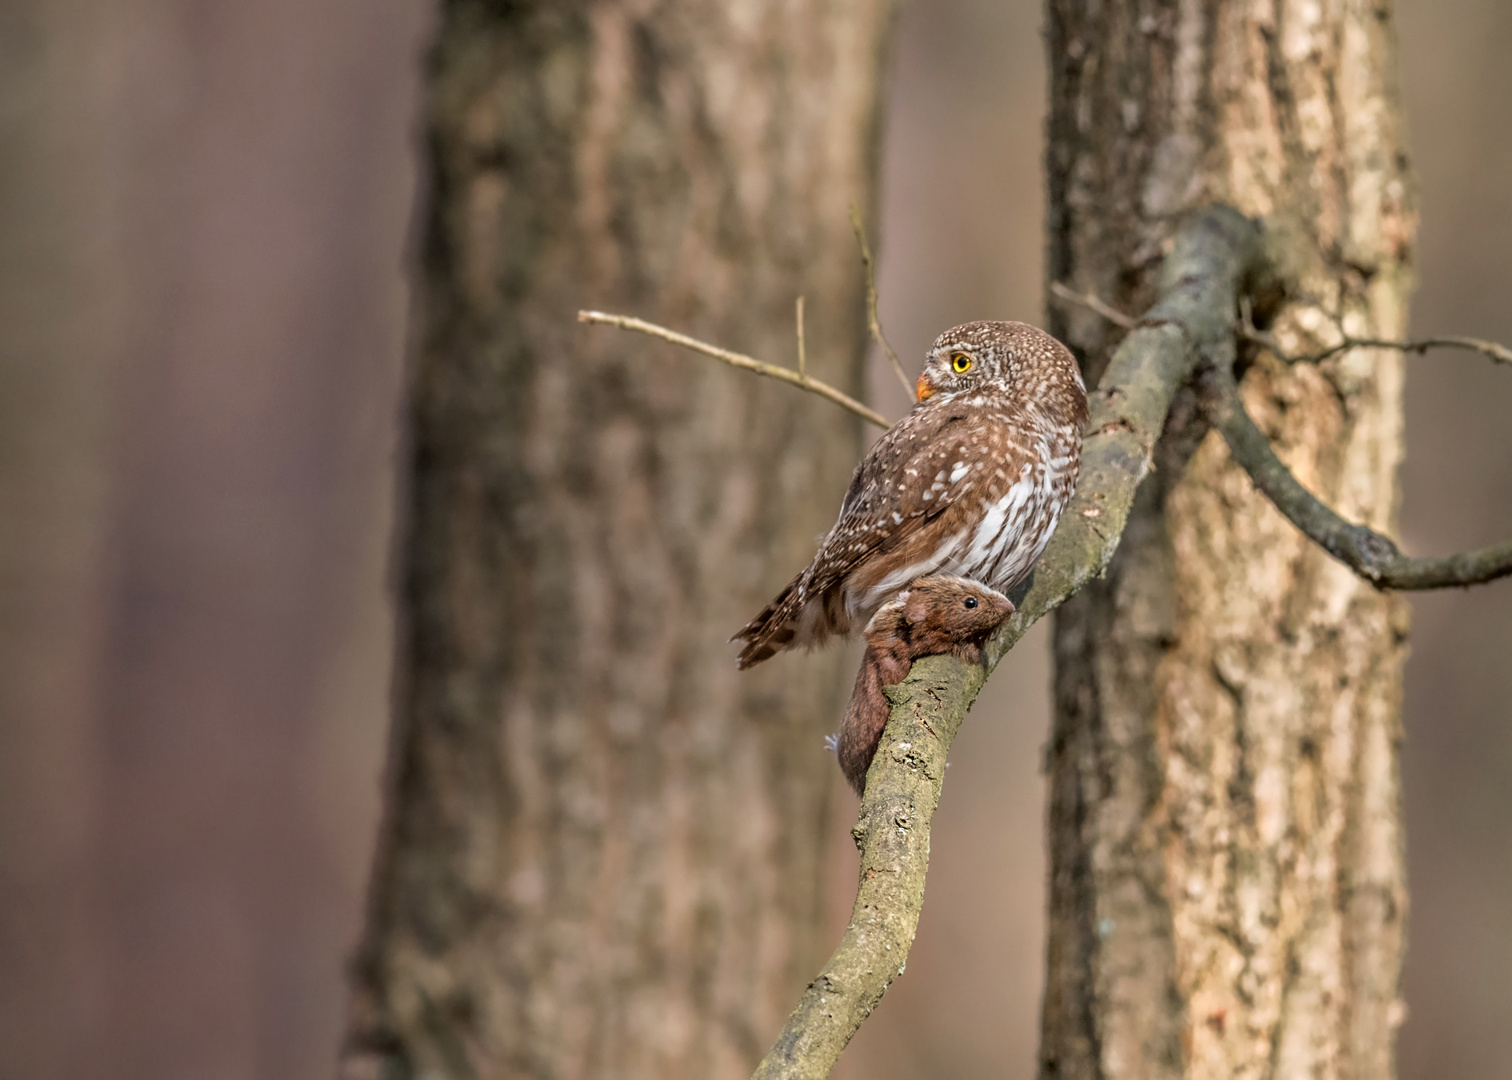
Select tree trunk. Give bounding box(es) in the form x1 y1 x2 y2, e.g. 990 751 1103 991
343 3 890 1078
1041 2 1415 1079
0 4 116 1073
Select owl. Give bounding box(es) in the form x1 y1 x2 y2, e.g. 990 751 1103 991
733 320 1088 669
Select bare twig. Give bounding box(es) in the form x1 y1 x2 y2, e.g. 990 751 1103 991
1236 302 1512 368
1066 285 1512 373
795 296 807 379
1049 280 1139 330
1205 364 1512 589
577 310 890 429
749 206 1268 1080
849 204 914 397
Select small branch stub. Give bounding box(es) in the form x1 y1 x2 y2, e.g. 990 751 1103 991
796 296 808 379
1049 280 1138 330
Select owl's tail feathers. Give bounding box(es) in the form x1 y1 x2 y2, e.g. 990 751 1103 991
732 574 850 669
731 577 802 669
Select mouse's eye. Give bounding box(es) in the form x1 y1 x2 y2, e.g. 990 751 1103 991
963 596 978 609
951 353 973 374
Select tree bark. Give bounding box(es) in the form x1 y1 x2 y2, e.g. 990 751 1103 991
1042 2 1415 1079
343 3 890 1078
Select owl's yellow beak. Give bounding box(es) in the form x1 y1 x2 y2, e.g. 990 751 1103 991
915 371 936 401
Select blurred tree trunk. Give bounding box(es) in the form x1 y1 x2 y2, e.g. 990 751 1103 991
1041 2 1414 1079
343 3 890 1078
0 3 116 1074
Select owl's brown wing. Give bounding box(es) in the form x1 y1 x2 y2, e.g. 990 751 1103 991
734 402 1003 667
807 404 996 591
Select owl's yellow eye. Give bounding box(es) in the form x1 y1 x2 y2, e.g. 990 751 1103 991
951 353 973 374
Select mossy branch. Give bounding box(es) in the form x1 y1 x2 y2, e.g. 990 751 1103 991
583 205 1307 1077
982 205 1266 662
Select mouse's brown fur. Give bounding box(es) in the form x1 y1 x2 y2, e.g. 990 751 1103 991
836 574 1014 795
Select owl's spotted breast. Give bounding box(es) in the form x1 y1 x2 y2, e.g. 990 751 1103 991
733 320 1087 669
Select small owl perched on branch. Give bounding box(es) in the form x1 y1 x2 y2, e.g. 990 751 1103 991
733 320 1088 669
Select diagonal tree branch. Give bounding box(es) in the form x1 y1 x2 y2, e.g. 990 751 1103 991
983 206 1267 661
750 653 983 1080
596 202 1505 1078
749 204 1267 1079
1204 363 1512 589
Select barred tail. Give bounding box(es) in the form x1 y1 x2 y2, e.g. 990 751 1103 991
731 574 803 669
732 573 852 669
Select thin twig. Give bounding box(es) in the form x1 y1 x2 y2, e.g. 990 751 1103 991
1248 328 1512 367
1057 277 1512 373
577 310 890 430
1236 301 1512 368
795 296 807 379
1205 364 1512 589
849 204 913 397
1049 280 1139 330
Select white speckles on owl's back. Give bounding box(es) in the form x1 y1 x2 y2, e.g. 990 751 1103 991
733 320 1088 668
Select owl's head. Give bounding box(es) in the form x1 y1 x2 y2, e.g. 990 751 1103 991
914 320 1086 415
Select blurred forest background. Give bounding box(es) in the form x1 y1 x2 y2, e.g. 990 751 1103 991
1 1 1508 1078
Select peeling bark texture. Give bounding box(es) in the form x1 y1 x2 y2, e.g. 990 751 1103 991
1043 3 1415 1080
342 3 891 1079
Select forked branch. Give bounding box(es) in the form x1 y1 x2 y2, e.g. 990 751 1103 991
1058 283 1512 592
